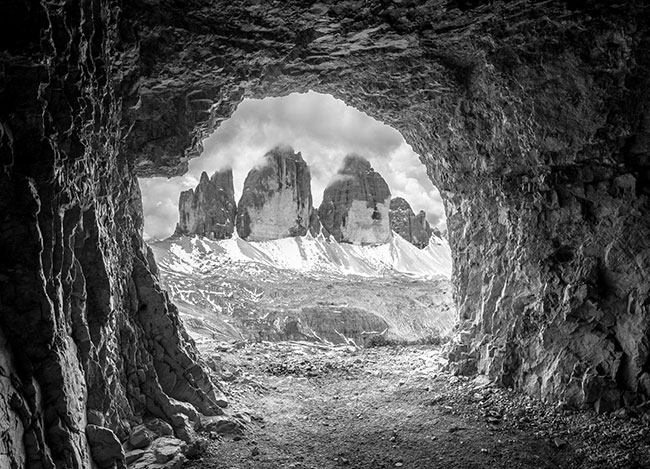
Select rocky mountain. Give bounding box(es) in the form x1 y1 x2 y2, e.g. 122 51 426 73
389 197 433 249
175 169 237 239
236 146 316 241
319 155 392 245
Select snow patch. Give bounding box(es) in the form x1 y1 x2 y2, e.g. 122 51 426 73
152 232 452 279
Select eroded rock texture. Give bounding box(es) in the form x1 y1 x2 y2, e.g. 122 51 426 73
319 155 392 244
175 169 237 239
236 146 315 241
389 197 433 248
0 2 226 467
119 0 650 410
2 0 650 466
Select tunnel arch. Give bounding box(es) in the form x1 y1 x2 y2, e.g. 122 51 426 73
125 0 650 411
1 0 650 467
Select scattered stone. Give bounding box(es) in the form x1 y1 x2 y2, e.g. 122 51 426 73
125 449 145 464
170 413 197 442
201 416 244 435
552 437 568 448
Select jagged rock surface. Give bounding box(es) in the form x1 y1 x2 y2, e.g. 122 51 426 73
319 155 392 245
2 1 650 467
389 197 433 249
236 146 315 241
0 2 228 468
175 169 237 239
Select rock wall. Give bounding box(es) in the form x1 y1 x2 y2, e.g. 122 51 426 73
389 197 433 249
319 155 392 245
175 169 237 239
2 1 650 465
0 2 226 467
119 0 649 410
236 146 314 241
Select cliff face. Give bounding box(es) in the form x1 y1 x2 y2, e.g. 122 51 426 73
2 0 650 466
236 146 314 241
0 3 227 468
176 169 237 239
319 155 392 245
389 197 433 249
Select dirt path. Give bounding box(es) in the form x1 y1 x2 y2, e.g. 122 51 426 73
186 342 650 469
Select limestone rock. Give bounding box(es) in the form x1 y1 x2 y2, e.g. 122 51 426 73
125 449 146 465
175 169 237 239
236 146 315 241
151 437 186 463
200 416 244 436
319 155 392 245
389 197 433 249
129 424 154 450
86 425 126 469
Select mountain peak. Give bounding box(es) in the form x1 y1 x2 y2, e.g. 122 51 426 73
340 154 372 174
319 154 391 245
389 197 433 249
174 168 237 239
236 145 317 241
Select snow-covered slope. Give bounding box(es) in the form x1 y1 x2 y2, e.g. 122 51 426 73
151 232 452 280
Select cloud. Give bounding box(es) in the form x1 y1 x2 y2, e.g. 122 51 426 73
139 91 446 240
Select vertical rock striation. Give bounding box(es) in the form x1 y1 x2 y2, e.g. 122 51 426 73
389 197 433 248
319 155 392 245
236 146 315 241
175 169 237 239
0 2 226 467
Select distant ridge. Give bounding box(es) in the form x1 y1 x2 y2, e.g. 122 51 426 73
152 231 452 280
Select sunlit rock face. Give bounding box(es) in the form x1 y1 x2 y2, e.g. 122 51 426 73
175 169 237 239
2 1 650 466
319 155 392 245
389 197 433 249
236 146 315 241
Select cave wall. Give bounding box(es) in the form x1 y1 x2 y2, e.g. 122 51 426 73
0 1 225 467
1 0 649 466
120 0 650 410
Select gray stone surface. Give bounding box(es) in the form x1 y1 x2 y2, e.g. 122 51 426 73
2 1 650 466
389 197 433 248
236 146 315 241
175 169 237 239
319 155 392 244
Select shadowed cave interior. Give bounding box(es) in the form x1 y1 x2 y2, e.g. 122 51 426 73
1 0 650 468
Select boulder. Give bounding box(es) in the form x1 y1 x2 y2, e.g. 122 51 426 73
129 424 154 449
86 425 126 469
200 416 244 436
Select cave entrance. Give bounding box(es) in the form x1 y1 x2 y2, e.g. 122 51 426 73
139 91 455 349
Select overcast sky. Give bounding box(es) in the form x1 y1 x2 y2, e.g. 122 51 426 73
139 91 446 241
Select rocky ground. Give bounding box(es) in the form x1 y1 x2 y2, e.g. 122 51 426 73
183 341 650 469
